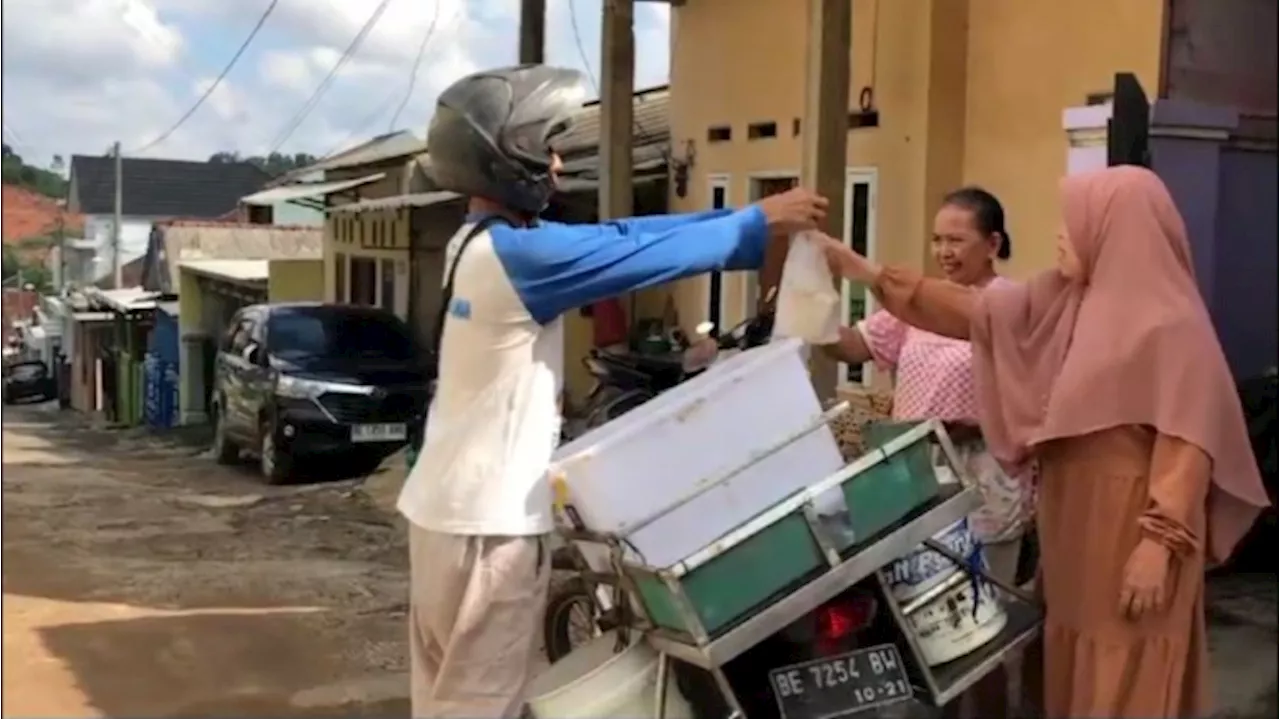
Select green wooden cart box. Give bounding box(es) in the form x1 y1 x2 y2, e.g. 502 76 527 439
623 420 950 640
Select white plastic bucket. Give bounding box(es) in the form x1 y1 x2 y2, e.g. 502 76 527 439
527 631 695 719
909 577 1008 666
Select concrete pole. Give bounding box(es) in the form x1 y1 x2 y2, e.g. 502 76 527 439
518 0 546 64
112 140 123 289
598 0 635 221
798 0 852 399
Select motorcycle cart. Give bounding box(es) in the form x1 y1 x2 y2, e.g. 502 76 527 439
540 404 1043 719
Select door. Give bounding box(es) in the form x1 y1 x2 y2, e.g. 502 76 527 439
242 311 275 439
838 168 879 388
746 175 800 320
217 310 256 439
706 175 731 332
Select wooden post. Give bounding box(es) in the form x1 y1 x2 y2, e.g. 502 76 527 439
598 0 635 221
799 0 852 399
518 0 545 65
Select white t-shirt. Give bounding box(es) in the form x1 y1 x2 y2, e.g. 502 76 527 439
397 208 771 536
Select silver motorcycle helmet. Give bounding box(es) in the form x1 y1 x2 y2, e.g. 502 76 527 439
426 65 590 215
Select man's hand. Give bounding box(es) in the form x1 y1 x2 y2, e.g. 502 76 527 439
755 188 828 235
1118 538 1172 620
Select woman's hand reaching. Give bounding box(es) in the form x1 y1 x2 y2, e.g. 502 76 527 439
810 233 881 285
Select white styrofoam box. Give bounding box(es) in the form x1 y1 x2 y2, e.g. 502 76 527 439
551 338 845 569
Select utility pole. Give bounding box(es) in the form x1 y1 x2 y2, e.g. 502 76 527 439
599 0 635 221
112 140 123 289
518 0 545 64
798 0 852 399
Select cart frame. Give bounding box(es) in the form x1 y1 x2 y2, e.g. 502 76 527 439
551 413 1044 718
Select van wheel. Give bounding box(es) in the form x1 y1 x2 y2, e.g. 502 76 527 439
211 404 240 464
259 416 294 485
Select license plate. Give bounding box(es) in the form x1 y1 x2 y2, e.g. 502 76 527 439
351 423 407 442
769 644 913 719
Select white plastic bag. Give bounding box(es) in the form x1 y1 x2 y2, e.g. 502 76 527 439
773 230 841 344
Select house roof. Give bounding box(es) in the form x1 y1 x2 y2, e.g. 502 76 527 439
240 172 386 207
68 155 271 217
142 220 322 293
270 131 426 187
2 185 84 246
556 85 670 159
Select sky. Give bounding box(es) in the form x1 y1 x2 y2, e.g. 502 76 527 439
0 0 671 169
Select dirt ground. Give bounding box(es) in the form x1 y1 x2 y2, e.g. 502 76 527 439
2 404 412 717
2 403 1276 718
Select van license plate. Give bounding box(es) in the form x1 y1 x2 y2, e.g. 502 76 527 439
351 423 407 442
769 644 912 719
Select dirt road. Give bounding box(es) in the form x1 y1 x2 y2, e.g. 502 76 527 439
2 403 1275 718
2 405 411 717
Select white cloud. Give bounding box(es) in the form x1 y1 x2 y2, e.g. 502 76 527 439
1 0 671 167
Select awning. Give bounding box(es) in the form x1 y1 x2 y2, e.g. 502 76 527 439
240 173 386 207
179 259 270 286
86 287 162 314
72 311 113 323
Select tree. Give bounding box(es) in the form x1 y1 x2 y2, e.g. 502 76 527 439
1 144 68 199
208 150 319 177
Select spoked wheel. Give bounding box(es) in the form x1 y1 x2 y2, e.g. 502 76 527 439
543 578 603 663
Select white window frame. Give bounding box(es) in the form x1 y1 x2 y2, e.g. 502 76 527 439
838 167 880 389
332 253 406 318
706 174 732 330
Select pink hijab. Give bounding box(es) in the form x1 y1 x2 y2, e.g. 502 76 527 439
971 166 1270 563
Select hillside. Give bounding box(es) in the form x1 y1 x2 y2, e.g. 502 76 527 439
1 144 67 199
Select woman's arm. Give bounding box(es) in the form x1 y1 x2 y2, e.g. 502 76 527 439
821 326 873 365
1139 433 1212 557
821 236 978 341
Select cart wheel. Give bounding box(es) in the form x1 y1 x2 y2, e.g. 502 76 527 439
543 578 601 663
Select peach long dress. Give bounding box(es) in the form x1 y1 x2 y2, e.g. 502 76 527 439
874 272 1213 718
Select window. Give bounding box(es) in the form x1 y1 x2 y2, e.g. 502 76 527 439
380 258 396 311
350 256 377 306
267 306 417 362
706 175 730 331
334 252 348 303
839 169 879 387
220 312 246 352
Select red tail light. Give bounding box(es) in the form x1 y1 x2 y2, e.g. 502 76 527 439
816 595 877 643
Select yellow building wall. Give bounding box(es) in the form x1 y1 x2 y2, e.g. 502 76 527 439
267 259 325 303
961 0 1166 278
665 0 1168 310
323 209 411 318
177 269 202 338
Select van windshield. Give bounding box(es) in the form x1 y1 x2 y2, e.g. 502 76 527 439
267 307 417 362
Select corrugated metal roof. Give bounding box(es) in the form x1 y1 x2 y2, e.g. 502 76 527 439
271 131 426 186
86 287 162 313
72 311 113 322
556 85 670 159
241 173 385 206
326 191 462 213
179 259 270 284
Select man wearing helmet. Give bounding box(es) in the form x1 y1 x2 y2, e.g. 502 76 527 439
399 65 830 717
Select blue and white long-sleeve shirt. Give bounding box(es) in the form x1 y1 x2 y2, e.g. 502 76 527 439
397 207 770 535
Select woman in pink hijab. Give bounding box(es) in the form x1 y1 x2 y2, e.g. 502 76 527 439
823 166 1269 718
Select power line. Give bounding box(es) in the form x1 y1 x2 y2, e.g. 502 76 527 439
387 0 443 132
266 0 395 156
130 0 281 154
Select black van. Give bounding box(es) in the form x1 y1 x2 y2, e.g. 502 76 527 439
210 303 430 483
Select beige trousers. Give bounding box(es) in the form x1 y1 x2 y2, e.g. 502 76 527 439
408 527 551 719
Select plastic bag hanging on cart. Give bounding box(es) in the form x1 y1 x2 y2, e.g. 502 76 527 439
773 230 842 345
